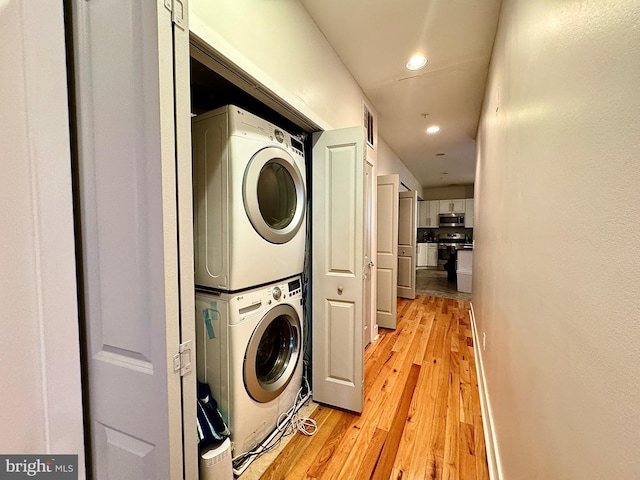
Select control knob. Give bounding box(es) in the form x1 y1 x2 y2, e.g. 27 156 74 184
272 286 282 301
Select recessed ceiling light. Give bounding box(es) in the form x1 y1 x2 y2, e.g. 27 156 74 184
426 125 440 134
406 55 428 71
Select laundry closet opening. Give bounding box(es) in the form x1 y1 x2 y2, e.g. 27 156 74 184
188 45 317 476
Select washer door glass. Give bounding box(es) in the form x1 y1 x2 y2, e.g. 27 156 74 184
243 147 305 244
244 304 301 403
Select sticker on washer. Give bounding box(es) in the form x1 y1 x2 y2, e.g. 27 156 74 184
203 303 220 340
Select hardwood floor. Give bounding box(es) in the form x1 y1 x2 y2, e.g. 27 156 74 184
259 295 489 480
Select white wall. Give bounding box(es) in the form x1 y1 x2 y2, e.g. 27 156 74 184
0 0 85 472
190 0 368 131
377 140 424 197
422 185 474 201
474 0 640 478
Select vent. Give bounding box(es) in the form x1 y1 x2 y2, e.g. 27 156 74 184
363 105 375 148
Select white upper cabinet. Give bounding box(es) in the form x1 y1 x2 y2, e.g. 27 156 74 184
439 198 465 213
418 201 427 228
465 198 475 228
426 200 439 227
418 200 440 228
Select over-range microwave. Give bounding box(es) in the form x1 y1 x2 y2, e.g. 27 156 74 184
439 213 465 227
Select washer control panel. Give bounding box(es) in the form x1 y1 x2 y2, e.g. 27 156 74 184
232 275 303 322
265 276 302 305
287 277 302 297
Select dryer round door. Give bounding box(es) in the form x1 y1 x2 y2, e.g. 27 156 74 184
244 303 301 403
243 146 306 244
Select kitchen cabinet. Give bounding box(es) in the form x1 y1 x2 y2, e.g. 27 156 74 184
427 243 438 267
426 200 439 227
418 201 427 228
417 243 438 267
439 198 465 214
465 198 474 228
418 200 439 228
417 244 428 267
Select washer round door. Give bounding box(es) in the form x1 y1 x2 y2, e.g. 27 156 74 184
243 146 306 244
244 303 301 403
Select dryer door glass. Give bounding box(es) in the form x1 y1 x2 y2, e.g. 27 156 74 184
243 146 306 244
244 303 301 403
257 162 296 230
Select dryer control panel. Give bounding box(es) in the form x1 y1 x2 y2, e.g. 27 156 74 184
228 105 305 160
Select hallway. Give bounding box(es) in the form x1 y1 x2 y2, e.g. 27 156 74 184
257 295 489 479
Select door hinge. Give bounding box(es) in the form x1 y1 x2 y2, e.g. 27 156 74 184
173 340 193 376
165 0 187 30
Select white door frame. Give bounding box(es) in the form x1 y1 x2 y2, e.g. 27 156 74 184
363 160 376 346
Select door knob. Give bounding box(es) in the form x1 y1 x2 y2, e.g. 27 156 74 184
368 261 375 268
337 286 343 295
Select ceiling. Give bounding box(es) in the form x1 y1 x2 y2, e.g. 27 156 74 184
300 0 502 189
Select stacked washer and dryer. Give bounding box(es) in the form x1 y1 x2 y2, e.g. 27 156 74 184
192 105 307 472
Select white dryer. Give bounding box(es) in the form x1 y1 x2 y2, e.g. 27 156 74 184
195 275 304 456
192 105 307 292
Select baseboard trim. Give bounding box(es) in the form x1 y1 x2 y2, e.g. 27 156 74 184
469 303 502 480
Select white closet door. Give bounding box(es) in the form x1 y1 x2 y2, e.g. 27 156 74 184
312 126 366 414
70 1 191 478
173 3 198 478
397 190 417 299
376 174 399 329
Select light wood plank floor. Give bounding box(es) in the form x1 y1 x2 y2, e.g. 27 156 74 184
260 295 489 480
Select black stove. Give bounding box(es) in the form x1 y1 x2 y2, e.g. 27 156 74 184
437 233 472 281
437 233 471 249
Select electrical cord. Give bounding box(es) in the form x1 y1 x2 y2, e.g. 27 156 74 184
277 378 317 437
231 379 316 474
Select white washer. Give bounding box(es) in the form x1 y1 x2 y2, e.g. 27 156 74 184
192 105 307 292
195 275 304 456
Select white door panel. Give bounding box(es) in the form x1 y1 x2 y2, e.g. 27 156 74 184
70 1 188 478
397 191 417 299
397 256 414 288
312 126 365 414
376 175 399 329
